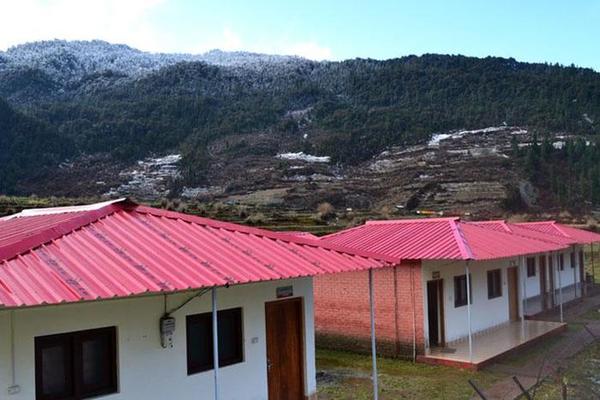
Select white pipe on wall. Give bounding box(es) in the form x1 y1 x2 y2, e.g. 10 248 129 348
212 287 220 400
368 269 379 400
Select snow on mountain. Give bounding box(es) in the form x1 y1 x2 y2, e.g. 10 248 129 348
0 40 306 85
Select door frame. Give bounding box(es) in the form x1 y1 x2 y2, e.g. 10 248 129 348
265 297 306 400
426 279 445 347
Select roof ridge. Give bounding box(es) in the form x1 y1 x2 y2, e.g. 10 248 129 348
366 217 459 225
451 221 475 260
132 206 399 264
469 219 512 233
3 198 127 219
0 203 126 263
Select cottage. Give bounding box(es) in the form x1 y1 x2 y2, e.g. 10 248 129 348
315 218 600 369
0 199 390 400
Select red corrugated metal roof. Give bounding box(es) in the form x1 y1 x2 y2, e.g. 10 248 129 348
515 221 600 244
0 200 394 309
321 218 567 261
471 220 600 245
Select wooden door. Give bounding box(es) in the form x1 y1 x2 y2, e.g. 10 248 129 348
507 267 520 321
426 279 445 347
539 256 547 310
265 298 304 400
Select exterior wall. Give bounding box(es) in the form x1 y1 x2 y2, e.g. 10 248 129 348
0 278 316 400
421 258 516 344
314 262 425 358
524 248 582 302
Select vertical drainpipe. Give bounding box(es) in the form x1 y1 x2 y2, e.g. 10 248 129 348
411 264 417 363
212 287 220 400
557 252 564 323
573 246 578 299
10 310 16 388
519 256 525 337
369 268 379 400
522 256 528 318
592 243 596 287
465 261 473 363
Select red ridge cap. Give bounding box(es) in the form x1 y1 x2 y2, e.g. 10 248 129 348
132 206 400 264
0 203 125 263
451 221 475 260
366 217 459 225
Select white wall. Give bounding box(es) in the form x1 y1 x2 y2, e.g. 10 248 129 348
421 258 515 344
0 278 316 400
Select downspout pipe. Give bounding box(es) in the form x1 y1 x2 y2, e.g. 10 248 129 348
465 261 473 363
212 287 220 400
369 268 379 400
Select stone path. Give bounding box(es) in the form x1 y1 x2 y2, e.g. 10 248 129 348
472 294 600 399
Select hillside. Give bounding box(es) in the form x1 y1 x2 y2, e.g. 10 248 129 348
1 40 599 216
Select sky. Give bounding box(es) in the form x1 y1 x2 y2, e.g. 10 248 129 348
1 0 599 70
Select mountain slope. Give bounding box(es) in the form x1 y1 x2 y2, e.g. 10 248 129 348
0 98 72 193
1 40 599 214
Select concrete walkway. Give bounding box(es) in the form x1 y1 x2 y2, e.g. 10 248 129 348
472 293 600 400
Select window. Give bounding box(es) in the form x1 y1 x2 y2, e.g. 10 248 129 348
35 327 117 400
487 269 502 299
570 252 576 269
559 254 565 271
187 308 243 375
526 257 536 277
454 274 472 308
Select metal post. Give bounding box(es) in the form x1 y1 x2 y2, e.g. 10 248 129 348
523 256 528 318
369 269 379 400
590 243 596 290
557 253 564 323
573 247 578 299
519 257 526 337
212 287 219 400
592 243 596 287
466 262 473 363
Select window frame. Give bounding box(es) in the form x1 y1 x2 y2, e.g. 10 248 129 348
35 327 118 400
526 257 536 277
570 252 576 269
186 307 244 375
454 274 472 308
487 269 502 299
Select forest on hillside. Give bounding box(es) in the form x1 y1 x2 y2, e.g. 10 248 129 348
1 45 600 210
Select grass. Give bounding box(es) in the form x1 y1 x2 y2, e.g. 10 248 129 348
580 307 600 321
533 340 600 399
316 349 505 400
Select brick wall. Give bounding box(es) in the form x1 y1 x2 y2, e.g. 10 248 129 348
314 262 425 358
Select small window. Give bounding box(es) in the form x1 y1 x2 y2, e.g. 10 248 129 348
187 308 243 375
487 269 502 299
454 274 472 308
559 254 565 271
526 257 536 277
35 327 117 400
570 252 576 269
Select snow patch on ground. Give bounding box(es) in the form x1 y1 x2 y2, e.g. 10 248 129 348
428 126 519 146
104 154 182 200
276 152 330 163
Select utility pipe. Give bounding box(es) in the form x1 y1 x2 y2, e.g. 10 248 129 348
212 287 220 400
369 269 379 400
